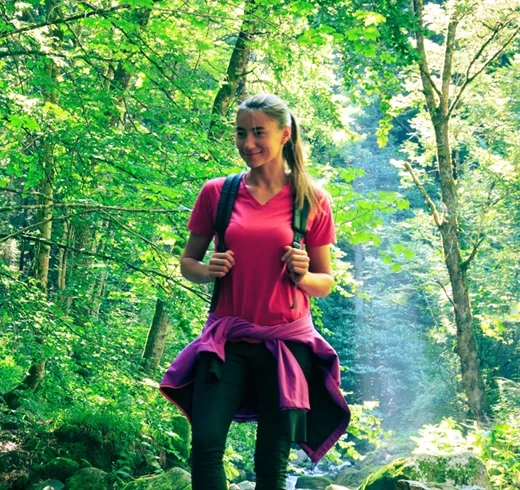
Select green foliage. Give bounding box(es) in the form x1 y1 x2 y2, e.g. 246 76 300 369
411 414 520 490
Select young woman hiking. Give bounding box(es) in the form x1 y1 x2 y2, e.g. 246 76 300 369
160 94 350 490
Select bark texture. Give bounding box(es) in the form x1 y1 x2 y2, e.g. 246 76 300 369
141 299 169 371
412 0 488 420
14 0 60 395
208 0 256 138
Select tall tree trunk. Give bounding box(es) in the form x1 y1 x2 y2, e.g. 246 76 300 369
14 0 60 395
208 0 256 138
434 118 488 420
411 0 488 420
141 299 169 371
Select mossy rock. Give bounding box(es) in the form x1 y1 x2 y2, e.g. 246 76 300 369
334 467 365 487
121 467 191 490
359 452 491 490
29 480 65 490
41 458 81 481
296 475 333 489
396 481 458 490
64 467 111 490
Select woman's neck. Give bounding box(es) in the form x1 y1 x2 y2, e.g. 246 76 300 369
246 164 289 190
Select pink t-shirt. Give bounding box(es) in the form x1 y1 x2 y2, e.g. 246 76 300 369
187 174 336 326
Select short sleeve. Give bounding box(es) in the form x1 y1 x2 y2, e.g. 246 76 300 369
304 196 336 247
187 182 215 238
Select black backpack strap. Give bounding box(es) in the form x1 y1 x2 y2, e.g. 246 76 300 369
290 196 309 309
209 172 244 312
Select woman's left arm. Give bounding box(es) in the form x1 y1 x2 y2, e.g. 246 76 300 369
282 244 334 297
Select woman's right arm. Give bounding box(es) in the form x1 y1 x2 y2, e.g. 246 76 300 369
180 232 235 284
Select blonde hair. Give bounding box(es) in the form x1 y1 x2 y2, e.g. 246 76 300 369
237 94 321 215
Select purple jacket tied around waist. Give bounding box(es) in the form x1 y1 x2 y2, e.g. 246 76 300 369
159 313 351 462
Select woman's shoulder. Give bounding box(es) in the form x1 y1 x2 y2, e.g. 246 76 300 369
201 176 227 191
197 176 227 201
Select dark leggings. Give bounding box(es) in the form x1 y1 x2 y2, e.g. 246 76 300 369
190 340 313 490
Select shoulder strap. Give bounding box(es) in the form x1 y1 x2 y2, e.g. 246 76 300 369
214 172 244 252
290 196 309 309
209 172 244 312
292 196 309 250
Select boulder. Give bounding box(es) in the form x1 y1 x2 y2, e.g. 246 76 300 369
296 475 333 489
397 482 458 490
41 458 81 481
294 449 311 464
29 480 65 490
325 485 353 490
237 482 255 490
358 452 491 490
64 467 111 490
121 467 191 490
334 467 366 487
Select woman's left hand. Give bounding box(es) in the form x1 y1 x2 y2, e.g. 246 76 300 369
282 245 310 283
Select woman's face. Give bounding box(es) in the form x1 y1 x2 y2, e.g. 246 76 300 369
235 110 290 169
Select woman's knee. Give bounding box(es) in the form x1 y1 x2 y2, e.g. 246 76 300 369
254 437 290 489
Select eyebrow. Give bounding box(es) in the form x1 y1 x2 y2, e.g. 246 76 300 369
236 126 266 131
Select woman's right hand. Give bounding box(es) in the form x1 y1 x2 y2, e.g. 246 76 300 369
206 250 235 280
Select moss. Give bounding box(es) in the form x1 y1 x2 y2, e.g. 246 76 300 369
65 467 110 490
295 475 333 489
41 457 81 481
121 467 191 490
358 453 491 490
359 459 410 490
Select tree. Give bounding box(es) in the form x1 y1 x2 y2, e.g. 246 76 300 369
400 0 520 421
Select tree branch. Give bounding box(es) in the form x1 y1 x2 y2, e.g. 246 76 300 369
412 0 439 113
449 23 520 117
403 161 442 227
436 279 456 309
0 203 183 213
0 233 211 302
0 49 112 61
0 4 131 39
440 14 460 116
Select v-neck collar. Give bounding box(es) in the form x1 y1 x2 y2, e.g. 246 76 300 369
241 173 291 207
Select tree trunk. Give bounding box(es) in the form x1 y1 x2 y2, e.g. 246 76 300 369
411 0 489 420
141 299 169 371
433 118 488 420
15 0 60 394
208 0 256 138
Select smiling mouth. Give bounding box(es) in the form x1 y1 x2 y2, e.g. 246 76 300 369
244 152 261 156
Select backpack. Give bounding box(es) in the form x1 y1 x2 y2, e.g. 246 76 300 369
209 172 309 312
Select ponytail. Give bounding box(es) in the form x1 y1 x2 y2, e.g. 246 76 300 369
282 112 320 216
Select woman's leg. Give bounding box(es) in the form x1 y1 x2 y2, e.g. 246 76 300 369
253 341 315 490
190 344 248 490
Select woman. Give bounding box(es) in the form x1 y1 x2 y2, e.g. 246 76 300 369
160 94 350 490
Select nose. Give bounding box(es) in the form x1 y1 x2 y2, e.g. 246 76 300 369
243 132 256 150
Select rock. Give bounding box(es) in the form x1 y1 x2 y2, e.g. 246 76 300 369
41 458 81 481
296 475 333 489
237 482 255 490
358 452 491 490
397 482 458 490
325 485 353 490
121 467 191 489
294 449 311 464
230 470 248 484
64 467 111 490
229 485 240 490
29 480 66 490
334 467 366 487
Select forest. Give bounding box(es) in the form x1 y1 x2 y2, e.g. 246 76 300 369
0 0 519 489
